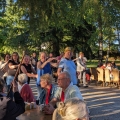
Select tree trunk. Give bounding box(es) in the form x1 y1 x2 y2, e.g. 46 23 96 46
52 39 60 56
98 15 103 60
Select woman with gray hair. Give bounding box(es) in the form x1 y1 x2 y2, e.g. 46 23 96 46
52 97 89 120
39 73 58 108
18 73 35 103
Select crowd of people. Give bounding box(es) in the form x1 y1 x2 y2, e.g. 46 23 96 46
0 47 95 120
97 60 118 81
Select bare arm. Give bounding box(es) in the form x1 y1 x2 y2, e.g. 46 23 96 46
50 62 58 68
37 58 57 69
72 58 78 62
9 63 18 69
31 65 36 74
37 61 48 69
21 65 37 78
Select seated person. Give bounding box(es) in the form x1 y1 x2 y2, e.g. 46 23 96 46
106 62 112 71
18 73 35 103
52 97 89 120
106 62 113 80
100 63 106 69
111 61 118 69
39 73 58 105
0 78 25 120
42 71 83 114
97 60 103 68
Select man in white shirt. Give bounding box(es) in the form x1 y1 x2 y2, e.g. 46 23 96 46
76 52 88 87
42 71 83 114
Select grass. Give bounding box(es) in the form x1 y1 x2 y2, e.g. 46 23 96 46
86 60 120 68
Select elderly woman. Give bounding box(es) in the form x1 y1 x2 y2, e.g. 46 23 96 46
36 52 58 103
0 77 25 120
18 73 35 103
39 73 58 106
20 55 38 84
52 98 89 120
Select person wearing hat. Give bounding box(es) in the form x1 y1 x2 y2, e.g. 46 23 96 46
57 47 77 85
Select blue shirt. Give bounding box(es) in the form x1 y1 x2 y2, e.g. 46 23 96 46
36 62 51 86
58 58 77 84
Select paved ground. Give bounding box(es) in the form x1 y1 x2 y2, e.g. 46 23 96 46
30 80 120 120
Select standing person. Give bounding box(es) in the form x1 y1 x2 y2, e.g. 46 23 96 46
6 52 20 94
36 52 57 104
20 55 38 84
57 47 77 85
31 52 38 72
0 54 10 81
0 78 25 120
76 52 88 88
49 52 54 58
49 52 58 81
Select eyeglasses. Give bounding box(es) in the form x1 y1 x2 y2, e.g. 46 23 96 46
13 54 17 56
57 78 68 81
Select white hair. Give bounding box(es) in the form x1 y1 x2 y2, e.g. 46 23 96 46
59 71 71 81
18 73 28 84
52 98 89 120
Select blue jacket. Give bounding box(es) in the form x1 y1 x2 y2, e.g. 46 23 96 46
39 84 58 104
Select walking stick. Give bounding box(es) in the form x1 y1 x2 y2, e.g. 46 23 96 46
7 51 25 97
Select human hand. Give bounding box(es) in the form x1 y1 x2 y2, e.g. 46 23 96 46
12 80 18 93
42 104 55 114
35 74 38 78
47 58 57 63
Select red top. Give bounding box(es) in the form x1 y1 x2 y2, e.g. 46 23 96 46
20 84 35 102
60 91 65 102
45 84 52 105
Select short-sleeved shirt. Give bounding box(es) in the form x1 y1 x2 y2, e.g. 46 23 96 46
54 82 83 102
58 58 77 84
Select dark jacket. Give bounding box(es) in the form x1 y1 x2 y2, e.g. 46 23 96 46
0 92 25 120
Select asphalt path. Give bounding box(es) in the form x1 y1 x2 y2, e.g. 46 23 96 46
30 79 120 120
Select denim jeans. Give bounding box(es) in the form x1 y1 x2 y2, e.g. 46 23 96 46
36 86 42 100
6 76 14 99
6 76 14 85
